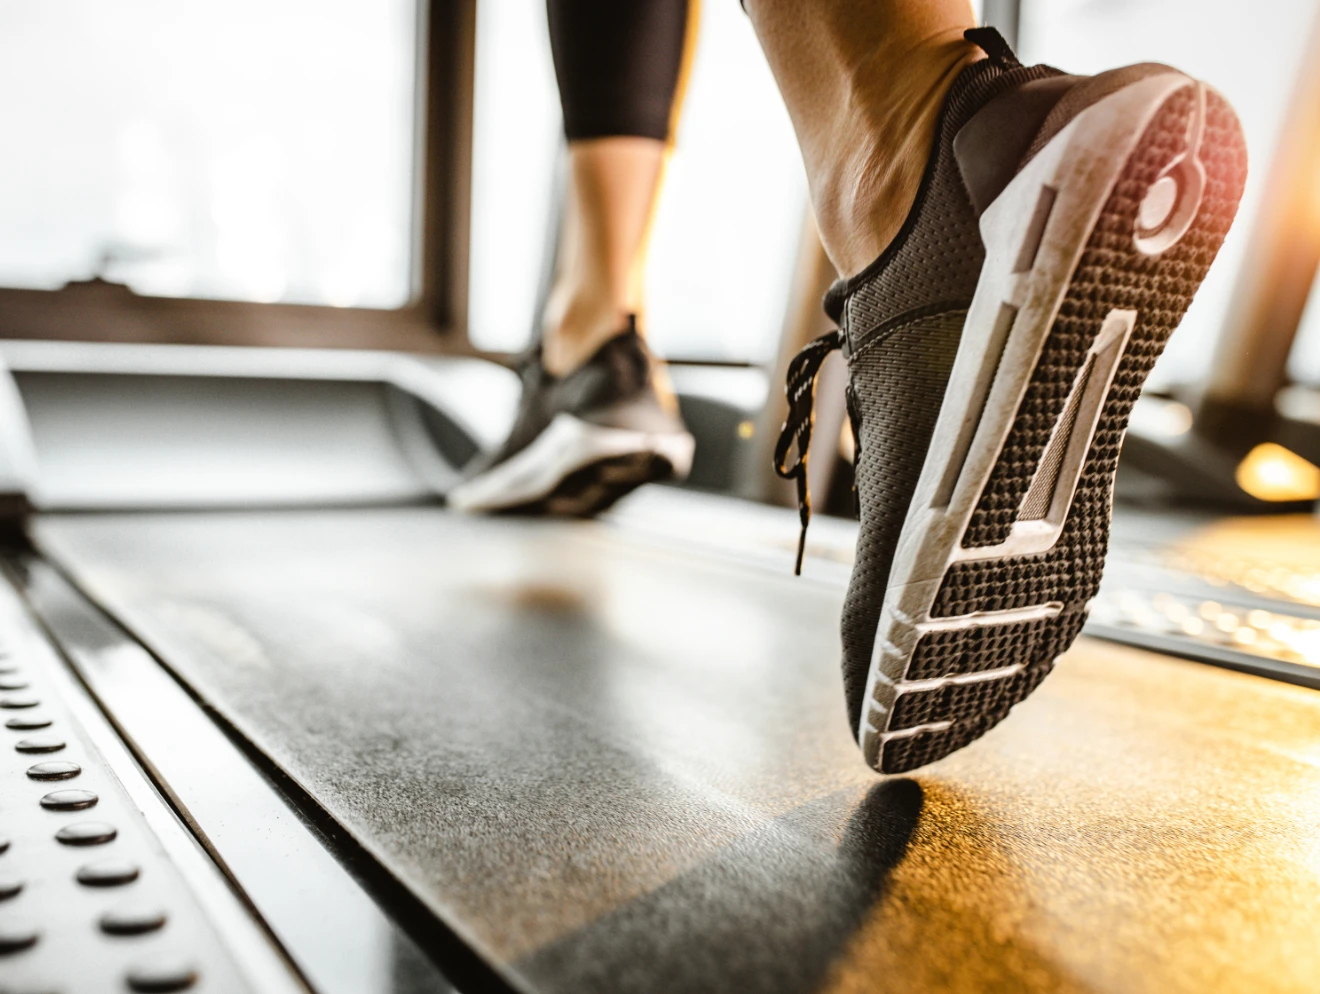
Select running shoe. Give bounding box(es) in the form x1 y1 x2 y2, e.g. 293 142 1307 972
776 28 1247 773
448 317 695 516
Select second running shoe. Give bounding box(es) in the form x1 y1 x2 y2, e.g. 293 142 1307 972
777 29 1247 773
448 318 695 516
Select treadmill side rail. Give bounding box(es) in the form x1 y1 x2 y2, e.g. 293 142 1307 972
0 568 305 993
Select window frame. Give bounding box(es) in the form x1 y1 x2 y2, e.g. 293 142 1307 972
2 0 1315 414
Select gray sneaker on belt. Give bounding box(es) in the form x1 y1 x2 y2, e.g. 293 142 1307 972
448 317 695 516
776 28 1247 773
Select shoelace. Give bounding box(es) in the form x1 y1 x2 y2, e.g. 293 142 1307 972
773 328 844 575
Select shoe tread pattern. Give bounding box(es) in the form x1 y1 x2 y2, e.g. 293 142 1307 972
499 452 674 518
938 85 1246 614
877 86 1247 774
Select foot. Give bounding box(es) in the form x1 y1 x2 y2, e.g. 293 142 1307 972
447 318 695 516
778 28 1247 773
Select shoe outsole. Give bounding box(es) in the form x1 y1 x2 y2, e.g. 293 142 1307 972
500 451 678 518
860 75 1247 774
447 412 695 516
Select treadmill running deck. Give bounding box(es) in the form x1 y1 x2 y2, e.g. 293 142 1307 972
33 505 1320 994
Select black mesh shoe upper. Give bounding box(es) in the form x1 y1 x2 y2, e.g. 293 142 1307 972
832 52 1067 735
465 320 684 480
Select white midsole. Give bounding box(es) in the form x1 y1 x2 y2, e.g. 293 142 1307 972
858 72 1204 767
446 412 695 512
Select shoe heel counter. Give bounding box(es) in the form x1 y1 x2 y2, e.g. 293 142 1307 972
954 75 1080 215
562 332 685 434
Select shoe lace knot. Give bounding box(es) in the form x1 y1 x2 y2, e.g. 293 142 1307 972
773 328 845 576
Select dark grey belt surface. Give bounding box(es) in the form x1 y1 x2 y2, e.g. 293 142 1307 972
34 505 1320 994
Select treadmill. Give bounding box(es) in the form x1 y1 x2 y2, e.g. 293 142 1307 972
3 3 1320 993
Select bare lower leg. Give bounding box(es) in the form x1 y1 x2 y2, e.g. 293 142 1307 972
745 0 982 277
541 137 665 376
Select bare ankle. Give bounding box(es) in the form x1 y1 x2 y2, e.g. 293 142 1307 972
811 36 983 277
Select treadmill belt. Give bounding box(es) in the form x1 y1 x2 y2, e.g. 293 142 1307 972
34 506 1320 994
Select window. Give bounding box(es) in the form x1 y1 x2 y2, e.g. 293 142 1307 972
1021 0 1320 390
0 0 417 309
466 0 562 354
641 1 807 364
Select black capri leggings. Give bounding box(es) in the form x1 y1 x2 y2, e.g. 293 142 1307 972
547 0 696 143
